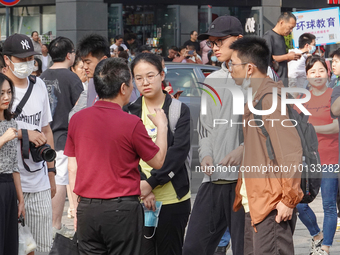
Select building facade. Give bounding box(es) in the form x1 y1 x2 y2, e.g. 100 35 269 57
0 0 338 54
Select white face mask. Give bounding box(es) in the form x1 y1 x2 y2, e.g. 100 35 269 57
241 66 251 89
33 66 38 72
9 59 35 79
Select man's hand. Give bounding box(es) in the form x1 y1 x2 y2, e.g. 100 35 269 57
200 155 214 176
143 192 156 211
48 172 56 198
140 180 152 200
28 130 47 147
218 145 244 167
275 201 293 223
148 108 168 128
287 52 302 61
74 212 77 231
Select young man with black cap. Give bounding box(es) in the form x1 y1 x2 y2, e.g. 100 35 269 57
3 33 55 254
182 15 245 255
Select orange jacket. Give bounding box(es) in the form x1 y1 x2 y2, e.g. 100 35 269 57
233 78 304 225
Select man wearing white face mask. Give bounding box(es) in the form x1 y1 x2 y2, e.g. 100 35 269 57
288 33 316 93
3 33 56 254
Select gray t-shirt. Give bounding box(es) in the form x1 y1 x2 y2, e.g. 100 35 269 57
0 119 18 174
263 29 288 84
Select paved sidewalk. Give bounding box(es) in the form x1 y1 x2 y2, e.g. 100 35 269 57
58 193 340 255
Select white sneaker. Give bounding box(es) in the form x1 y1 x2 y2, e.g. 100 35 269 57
52 224 75 239
310 238 323 255
314 247 329 255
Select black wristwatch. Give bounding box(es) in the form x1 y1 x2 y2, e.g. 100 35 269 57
48 167 56 175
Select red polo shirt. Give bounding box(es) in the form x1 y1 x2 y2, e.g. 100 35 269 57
64 101 160 199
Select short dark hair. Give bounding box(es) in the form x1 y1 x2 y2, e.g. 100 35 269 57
118 51 129 61
124 33 136 41
330 48 340 59
138 45 151 53
179 45 187 52
229 36 269 74
48 36 74 62
31 31 38 37
77 34 110 60
169 46 179 51
93 58 131 100
305 55 328 74
298 33 316 49
0 73 15 121
115 35 123 41
34 57 42 76
117 46 124 52
131 53 163 77
190 31 197 35
277 12 296 23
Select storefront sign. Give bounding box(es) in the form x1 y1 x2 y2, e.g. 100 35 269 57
292 7 340 47
0 0 21 6
245 17 256 33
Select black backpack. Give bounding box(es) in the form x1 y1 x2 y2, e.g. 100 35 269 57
254 93 321 203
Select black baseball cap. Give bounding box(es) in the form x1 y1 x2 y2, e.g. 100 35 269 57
198 16 243 40
3 33 40 58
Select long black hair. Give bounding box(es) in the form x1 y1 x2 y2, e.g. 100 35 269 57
0 73 15 121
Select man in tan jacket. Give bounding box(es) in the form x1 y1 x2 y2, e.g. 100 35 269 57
229 36 304 255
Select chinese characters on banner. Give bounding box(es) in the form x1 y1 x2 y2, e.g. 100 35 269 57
292 7 340 48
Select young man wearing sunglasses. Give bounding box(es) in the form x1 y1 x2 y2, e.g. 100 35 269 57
182 15 245 255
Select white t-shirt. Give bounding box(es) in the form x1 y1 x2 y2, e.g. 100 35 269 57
288 48 309 88
110 43 128 51
41 55 49 72
13 77 53 193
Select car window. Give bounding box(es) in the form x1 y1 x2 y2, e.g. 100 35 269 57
166 68 201 97
201 68 218 77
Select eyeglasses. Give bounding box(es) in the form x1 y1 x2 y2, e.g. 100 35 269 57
69 49 75 54
206 36 231 48
228 60 257 72
134 72 161 85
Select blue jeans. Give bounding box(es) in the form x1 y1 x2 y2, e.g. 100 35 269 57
217 227 230 247
296 167 338 246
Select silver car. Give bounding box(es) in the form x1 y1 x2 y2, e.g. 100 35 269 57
165 62 221 192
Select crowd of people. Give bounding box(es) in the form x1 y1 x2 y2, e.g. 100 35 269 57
1 11 340 255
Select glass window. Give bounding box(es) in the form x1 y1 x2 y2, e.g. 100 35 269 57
11 6 40 37
42 6 56 37
166 68 201 97
0 8 7 41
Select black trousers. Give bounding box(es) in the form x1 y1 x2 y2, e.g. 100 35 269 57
0 174 18 255
244 210 297 255
182 182 245 255
142 199 191 255
77 196 143 255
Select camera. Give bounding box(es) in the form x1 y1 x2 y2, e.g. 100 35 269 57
30 143 56 162
29 129 56 163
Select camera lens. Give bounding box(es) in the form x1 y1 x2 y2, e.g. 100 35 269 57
39 146 57 162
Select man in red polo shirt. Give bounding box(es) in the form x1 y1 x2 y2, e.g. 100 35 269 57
64 58 168 255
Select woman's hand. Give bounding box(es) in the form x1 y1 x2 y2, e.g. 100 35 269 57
18 200 25 219
0 128 17 144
